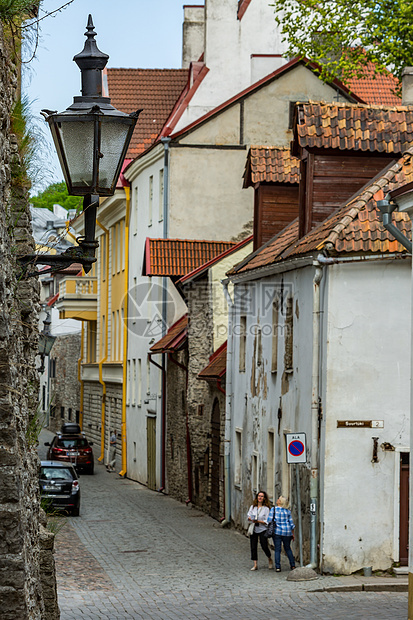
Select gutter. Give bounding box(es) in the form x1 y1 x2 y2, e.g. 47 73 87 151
96 219 109 464
119 187 130 477
377 196 412 253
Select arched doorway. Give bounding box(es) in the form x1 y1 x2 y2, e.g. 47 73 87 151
210 398 221 519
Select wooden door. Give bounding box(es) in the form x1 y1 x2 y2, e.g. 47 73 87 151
399 452 409 566
210 399 221 520
147 416 156 490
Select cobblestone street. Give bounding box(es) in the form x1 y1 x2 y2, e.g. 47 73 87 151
43 438 407 620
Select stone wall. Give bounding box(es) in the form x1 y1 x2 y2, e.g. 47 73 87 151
82 380 122 469
0 20 58 620
49 333 81 434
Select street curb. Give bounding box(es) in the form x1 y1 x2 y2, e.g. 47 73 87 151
314 584 408 593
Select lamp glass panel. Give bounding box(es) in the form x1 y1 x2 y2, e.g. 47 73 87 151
59 121 95 189
99 121 131 189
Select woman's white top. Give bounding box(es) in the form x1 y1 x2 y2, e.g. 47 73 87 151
247 505 270 534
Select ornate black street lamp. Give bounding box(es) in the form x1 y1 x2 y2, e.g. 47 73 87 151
20 15 141 275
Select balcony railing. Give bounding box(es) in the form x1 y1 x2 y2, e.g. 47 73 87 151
56 276 97 321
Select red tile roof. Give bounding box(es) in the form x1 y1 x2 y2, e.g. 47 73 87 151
348 63 401 106
144 238 237 277
293 102 413 154
230 148 413 276
237 0 252 20
243 147 300 188
149 315 188 354
198 341 227 380
178 235 253 285
106 68 188 158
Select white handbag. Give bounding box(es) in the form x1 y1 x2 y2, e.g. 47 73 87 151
247 522 255 537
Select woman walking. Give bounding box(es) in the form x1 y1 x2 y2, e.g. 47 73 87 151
268 495 296 572
247 490 273 571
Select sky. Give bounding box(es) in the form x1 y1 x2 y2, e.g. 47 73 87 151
23 0 204 194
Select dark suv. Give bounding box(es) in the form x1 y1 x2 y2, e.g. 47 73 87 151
40 461 80 516
45 424 94 474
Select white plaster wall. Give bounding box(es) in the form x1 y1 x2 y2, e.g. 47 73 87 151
126 150 187 485
321 260 411 574
175 0 287 131
168 147 253 241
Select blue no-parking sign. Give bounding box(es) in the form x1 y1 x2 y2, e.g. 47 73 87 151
286 433 307 464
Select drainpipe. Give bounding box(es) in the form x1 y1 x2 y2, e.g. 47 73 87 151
308 260 324 569
221 279 233 527
160 136 171 490
377 196 412 253
96 219 109 464
119 187 131 477
167 351 192 503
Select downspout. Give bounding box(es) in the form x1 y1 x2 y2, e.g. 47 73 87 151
119 187 131 477
308 260 324 569
167 351 192 503
377 196 412 253
96 219 109 463
78 321 84 429
221 279 233 527
160 136 171 490
148 351 166 492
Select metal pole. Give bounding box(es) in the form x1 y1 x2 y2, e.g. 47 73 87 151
296 463 303 567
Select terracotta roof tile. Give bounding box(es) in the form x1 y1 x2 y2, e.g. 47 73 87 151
294 102 413 154
106 68 188 158
144 238 237 277
348 63 401 106
198 341 227 380
231 149 413 276
150 314 188 354
243 147 300 188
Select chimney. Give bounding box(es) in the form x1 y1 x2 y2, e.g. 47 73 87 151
182 5 205 68
402 67 413 105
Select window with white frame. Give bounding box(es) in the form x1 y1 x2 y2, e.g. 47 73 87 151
138 358 142 406
234 429 242 487
147 357 151 394
271 298 279 373
267 430 275 502
252 452 259 494
239 315 246 372
133 186 138 235
284 294 293 372
148 175 153 226
126 360 131 405
132 359 136 405
159 168 164 222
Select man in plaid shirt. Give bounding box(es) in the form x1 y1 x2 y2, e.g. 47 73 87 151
268 495 296 571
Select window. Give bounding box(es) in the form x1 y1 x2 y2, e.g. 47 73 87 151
148 175 153 226
133 187 138 235
284 295 293 372
87 321 97 363
111 312 115 361
138 358 142 406
60 406 64 419
132 359 136 406
111 227 116 276
271 299 279 373
50 359 56 378
68 408 72 421
252 452 259 493
116 309 120 360
235 429 242 487
101 235 107 281
117 222 121 273
239 315 246 372
147 357 151 394
101 315 106 358
126 360 131 405
267 430 275 502
159 169 164 222
121 219 125 271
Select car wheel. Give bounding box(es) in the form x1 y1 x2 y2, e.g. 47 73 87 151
71 506 80 517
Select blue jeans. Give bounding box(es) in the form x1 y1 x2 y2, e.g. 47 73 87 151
273 534 295 569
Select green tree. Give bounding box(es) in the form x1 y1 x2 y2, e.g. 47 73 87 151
30 181 82 212
271 0 413 89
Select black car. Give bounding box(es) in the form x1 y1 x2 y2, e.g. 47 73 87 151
45 426 94 474
39 461 80 516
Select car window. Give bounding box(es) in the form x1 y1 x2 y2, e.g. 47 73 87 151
56 438 89 448
40 467 75 480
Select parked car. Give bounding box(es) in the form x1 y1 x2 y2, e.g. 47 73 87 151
44 427 94 474
39 461 80 516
